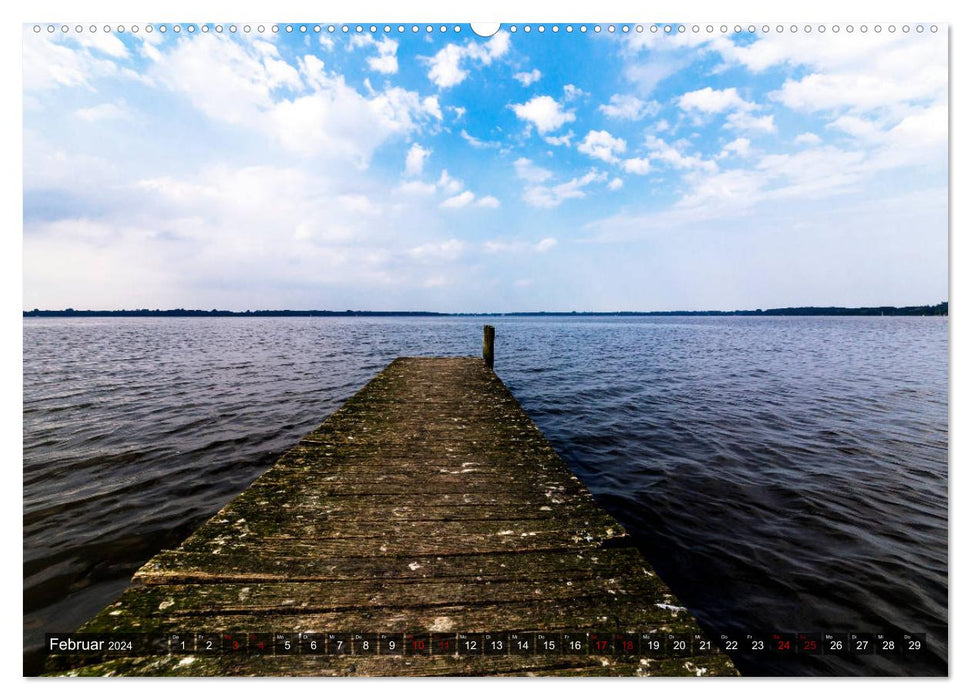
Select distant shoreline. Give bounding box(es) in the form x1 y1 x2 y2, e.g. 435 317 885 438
23 303 948 318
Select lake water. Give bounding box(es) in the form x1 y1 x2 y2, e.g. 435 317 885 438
22 316 948 675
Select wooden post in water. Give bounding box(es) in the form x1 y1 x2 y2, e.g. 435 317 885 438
483 324 495 369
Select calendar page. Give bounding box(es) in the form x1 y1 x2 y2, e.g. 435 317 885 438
22 7 949 681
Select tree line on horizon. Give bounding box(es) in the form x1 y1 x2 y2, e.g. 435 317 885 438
23 302 948 318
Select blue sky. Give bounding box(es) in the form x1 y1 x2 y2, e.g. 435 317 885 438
22 23 947 312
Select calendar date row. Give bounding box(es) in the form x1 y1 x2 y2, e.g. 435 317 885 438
47 631 927 658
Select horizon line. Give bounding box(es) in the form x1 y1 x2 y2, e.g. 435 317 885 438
22 302 949 318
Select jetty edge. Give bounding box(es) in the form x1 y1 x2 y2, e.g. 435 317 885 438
47 331 737 677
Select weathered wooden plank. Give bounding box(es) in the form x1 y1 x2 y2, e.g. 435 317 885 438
55 357 737 677
220 490 589 508
81 597 703 635
257 462 582 483
87 575 675 619
177 535 628 559
54 652 735 678
249 477 589 495
173 514 621 542
199 501 613 522
133 548 653 584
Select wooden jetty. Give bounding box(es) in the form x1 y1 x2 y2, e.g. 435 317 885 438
51 330 736 677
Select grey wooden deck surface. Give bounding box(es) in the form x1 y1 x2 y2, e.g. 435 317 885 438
54 357 736 676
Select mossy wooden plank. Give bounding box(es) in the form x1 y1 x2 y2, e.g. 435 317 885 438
56 357 737 677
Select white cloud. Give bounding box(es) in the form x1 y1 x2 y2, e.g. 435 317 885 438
885 102 947 151
621 158 651 175
437 169 463 193
514 68 542 86
105 160 456 310
23 131 117 192
409 238 465 261
753 147 870 201
397 180 437 196
773 71 946 114
679 86 774 134
349 34 376 50
23 33 136 91
644 135 717 173
441 191 476 208
484 237 557 253
594 95 945 239
461 130 501 149
422 96 443 120
440 191 500 209
679 86 755 113
720 32 948 140
147 34 439 167
722 32 946 107
544 131 574 147
821 104 945 172
718 137 751 158
23 41 86 90
78 31 129 59
439 191 500 209
74 101 131 122
725 111 776 133
399 164 500 203
625 57 690 97
426 44 467 89
795 33 908 69
270 84 430 165
620 31 731 96
536 237 557 252
510 95 576 134
716 33 948 177
131 166 378 238
521 169 607 208
486 32 513 57
25 162 459 309
367 37 399 74
337 194 381 216
405 143 431 176
299 53 327 89
636 143 879 219
513 157 553 183
425 31 511 89
827 115 883 141
608 177 624 191
563 84 585 101
599 94 659 120
578 130 627 164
